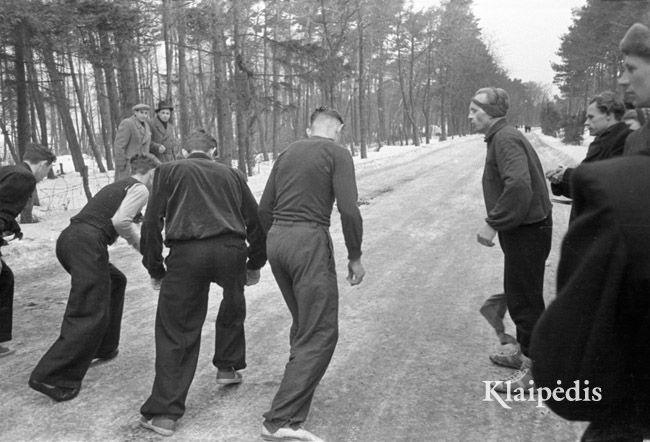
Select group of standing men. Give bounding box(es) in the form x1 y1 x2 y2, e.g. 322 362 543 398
0 99 363 441
471 21 650 442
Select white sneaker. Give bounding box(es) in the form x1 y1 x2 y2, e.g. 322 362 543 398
493 367 534 393
261 424 324 441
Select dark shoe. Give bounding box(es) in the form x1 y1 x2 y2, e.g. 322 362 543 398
139 416 175 436
0 344 15 358
216 367 242 385
261 424 324 441
581 421 642 442
92 349 119 364
28 378 80 402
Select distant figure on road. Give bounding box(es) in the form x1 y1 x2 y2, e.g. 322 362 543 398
29 154 159 402
138 130 266 437
113 103 152 181
149 100 178 163
0 143 55 358
545 91 631 219
468 87 552 394
532 21 650 442
258 106 365 442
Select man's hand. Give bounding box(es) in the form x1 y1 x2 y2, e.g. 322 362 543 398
150 278 162 291
158 145 166 154
246 268 261 286
545 166 565 184
477 224 497 247
347 259 365 286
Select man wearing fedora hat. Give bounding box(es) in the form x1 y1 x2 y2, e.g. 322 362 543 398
149 100 179 163
113 103 152 181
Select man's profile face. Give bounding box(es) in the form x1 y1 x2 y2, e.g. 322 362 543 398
619 54 650 107
468 94 492 134
34 161 52 182
585 102 611 136
157 109 171 123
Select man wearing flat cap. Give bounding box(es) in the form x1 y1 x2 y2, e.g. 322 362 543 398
619 23 650 156
468 87 552 394
529 23 650 442
0 143 55 357
138 129 267 436
113 103 152 181
149 100 179 163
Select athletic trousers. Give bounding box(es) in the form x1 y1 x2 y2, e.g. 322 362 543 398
263 221 339 431
141 235 247 420
498 215 552 357
30 222 126 389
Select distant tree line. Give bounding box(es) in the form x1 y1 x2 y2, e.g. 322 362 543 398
0 0 548 199
547 0 650 144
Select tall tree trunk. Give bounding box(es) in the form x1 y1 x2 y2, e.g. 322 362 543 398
212 32 235 166
92 61 114 169
68 53 106 172
116 31 139 117
163 0 174 101
177 10 190 144
42 41 92 201
100 31 120 134
15 19 30 161
357 2 367 158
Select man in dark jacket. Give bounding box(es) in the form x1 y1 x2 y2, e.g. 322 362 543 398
29 153 159 402
0 143 55 357
149 100 178 162
469 87 552 393
139 130 266 437
546 91 631 214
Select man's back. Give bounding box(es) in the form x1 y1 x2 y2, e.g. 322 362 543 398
0 164 36 230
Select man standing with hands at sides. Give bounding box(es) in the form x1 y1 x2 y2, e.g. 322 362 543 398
258 106 365 442
139 130 266 437
0 143 55 357
468 88 552 393
113 103 152 181
29 154 159 402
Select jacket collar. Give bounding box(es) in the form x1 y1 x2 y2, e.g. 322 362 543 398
187 151 212 160
484 118 508 143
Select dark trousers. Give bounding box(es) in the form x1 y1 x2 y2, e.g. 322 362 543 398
263 222 339 431
498 215 552 357
0 260 14 343
141 236 247 420
30 223 126 389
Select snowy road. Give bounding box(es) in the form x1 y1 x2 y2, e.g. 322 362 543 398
1 134 585 441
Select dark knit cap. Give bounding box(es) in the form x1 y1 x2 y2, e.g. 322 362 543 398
23 142 56 164
185 129 218 152
620 23 650 57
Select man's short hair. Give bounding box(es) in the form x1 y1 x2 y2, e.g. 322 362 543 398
309 106 344 126
589 91 626 121
130 153 160 175
184 129 218 153
23 142 56 165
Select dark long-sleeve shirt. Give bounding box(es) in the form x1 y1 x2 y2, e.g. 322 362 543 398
482 119 551 231
0 163 36 239
258 136 363 260
141 152 266 279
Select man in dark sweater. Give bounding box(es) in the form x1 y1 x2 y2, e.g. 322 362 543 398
29 153 159 402
139 130 266 437
0 143 55 357
469 87 552 394
258 107 365 442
